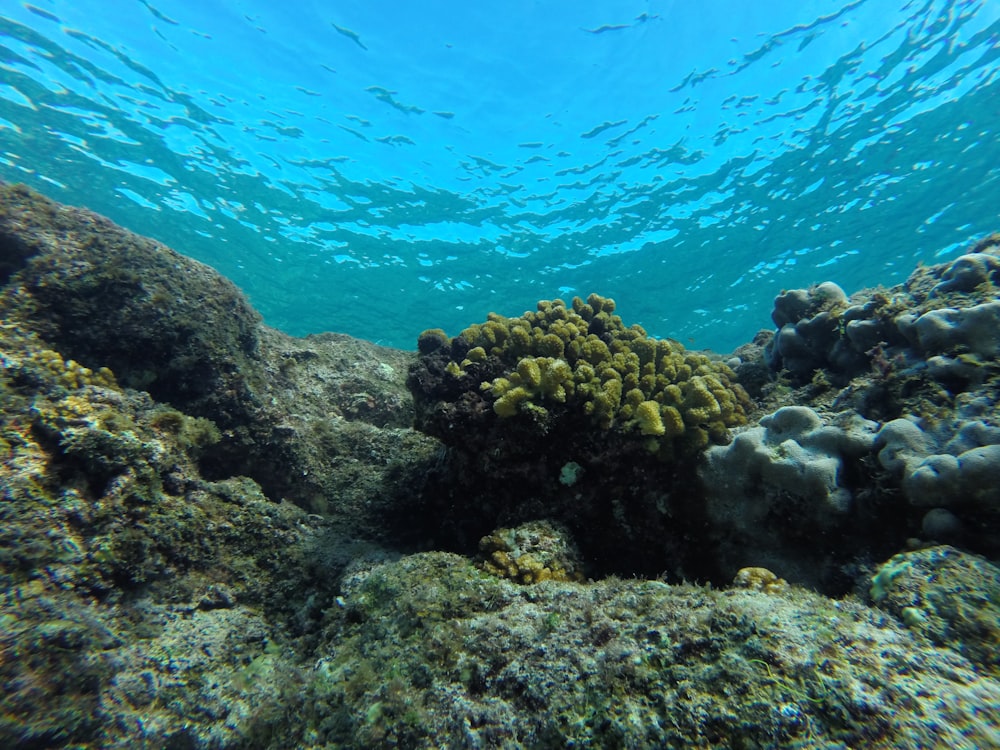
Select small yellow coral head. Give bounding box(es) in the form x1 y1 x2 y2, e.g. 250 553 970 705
733 567 788 593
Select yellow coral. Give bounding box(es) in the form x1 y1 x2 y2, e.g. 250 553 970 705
28 349 117 390
537 333 565 358
661 406 685 438
478 521 584 584
635 401 665 436
539 358 573 402
437 293 748 454
733 567 788 594
463 346 487 365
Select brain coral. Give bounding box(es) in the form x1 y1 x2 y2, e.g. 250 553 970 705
418 293 749 457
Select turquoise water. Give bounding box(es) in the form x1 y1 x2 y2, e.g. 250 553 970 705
0 0 997 352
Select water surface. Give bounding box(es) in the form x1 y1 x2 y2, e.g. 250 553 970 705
1 0 997 350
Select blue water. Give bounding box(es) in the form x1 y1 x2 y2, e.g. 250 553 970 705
0 0 997 352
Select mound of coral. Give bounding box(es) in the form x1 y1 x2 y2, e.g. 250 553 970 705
417 293 748 455
703 233 1000 590
408 294 751 577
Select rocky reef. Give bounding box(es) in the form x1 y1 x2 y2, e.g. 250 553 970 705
286 551 999 748
0 183 439 541
709 235 1000 589
1 182 998 748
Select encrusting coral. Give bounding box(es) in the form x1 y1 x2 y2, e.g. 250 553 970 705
478 520 585 584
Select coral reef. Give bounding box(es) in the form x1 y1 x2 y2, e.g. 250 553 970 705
699 405 886 589
875 400 1000 552
1 183 998 749
407 294 751 578
765 233 1000 389
732 566 788 593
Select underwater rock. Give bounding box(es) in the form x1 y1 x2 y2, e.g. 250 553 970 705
3 183 999 749
0 182 438 542
699 405 883 589
753 232 1000 562
713 405 877 513
875 402 1000 505
869 545 1000 675
929 248 1000 295
771 281 848 328
0 316 372 747
258 550 1000 749
0 182 264 428
250 326 439 540
765 281 887 383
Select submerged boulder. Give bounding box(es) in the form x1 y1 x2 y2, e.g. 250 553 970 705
254 550 1000 748
0 182 437 543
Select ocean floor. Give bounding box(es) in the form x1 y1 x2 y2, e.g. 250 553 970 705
1 182 998 748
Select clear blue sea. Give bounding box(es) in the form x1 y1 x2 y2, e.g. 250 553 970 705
0 0 997 352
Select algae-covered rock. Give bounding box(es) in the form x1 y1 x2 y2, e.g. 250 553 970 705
0 182 437 543
256 551 1000 749
869 545 1000 676
0 319 359 748
0 182 264 426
